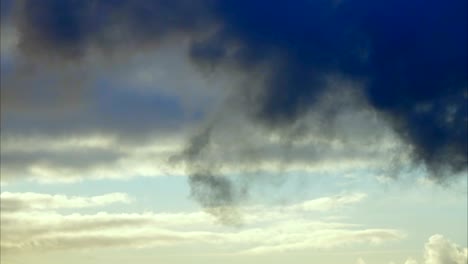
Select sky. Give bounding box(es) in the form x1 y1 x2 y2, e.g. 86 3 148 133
0 1 467 264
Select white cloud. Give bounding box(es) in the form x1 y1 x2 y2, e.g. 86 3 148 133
239 228 404 255
288 192 367 212
424 234 467 264
0 192 131 212
404 258 418 264
399 235 467 264
0 192 404 255
356 258 367 264
0 134 186 183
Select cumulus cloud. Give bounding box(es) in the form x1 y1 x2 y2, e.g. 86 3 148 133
424 234 467 264
0 191 404 255
399 235 467 264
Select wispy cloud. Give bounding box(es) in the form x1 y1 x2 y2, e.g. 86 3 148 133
0 191 404 255
0 192 131 212
287 193 367 212
0 99 407 184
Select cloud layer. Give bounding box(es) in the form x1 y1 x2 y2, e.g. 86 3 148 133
1 0 466 222
4 0 465 177
0 87 410 184
0 192 130 212
1 191 404 255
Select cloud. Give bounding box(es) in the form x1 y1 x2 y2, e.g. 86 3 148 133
356 257 367 264
238 228 405 255
399 235 467 264
404 258 418 264
191 0 467 178
13 0 211 59
0 192 131 212
2 0 466 220
177 2 467 220
0 191 404 255
0 22 17 56
0 91 409 184
424 234 467 264
0 133 185 183
288 193 367 212
3 0 466 177
176 85 411 221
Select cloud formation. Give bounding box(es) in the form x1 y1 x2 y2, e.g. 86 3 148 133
0 192 130 212
356 258 367 264
424 234 468 264
5 0 466 176
1 0 466 220
1 191 404 255
380 234 468 264
0 92 407 184
405 258 419 264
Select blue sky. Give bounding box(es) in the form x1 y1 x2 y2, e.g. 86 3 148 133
1 1 467 264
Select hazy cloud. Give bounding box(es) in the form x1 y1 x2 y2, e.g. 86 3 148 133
404 258 418 264
1 191 404 255
0 192 130 212
356 258 367 264
0 90 409 184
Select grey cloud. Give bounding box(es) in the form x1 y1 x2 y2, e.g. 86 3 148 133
176 85 410 222
14 0 211 60
1 40 222 143
0 133 187 182
2 0 466 223
0 148 122 182
188 172 243 225
5 0 466 180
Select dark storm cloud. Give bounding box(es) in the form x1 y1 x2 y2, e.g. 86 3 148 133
1 79 191 140
10 0 466 175
201 0 468 177
14 0 212 59
0 0 13 21
4 0 467 217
